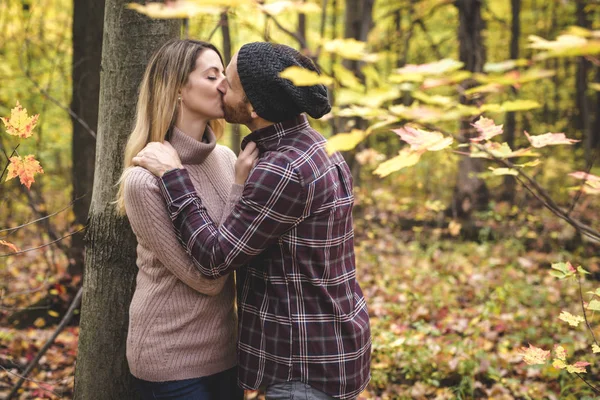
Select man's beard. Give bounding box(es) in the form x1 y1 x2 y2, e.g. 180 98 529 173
223 99 253 124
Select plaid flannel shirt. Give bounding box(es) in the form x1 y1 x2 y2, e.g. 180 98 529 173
159 115 371 399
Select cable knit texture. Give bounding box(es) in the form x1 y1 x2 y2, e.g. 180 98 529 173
124 126 244 382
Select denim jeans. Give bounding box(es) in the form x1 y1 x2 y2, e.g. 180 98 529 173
266 381 340 400
135 366 243 400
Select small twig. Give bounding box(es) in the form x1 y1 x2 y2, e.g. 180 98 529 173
577 273 599 347
0 144 20 183
6 287 82 400
0 227 86 258
0 194 86 237
1 365 65 399
574 371 600 394
263 11 307 49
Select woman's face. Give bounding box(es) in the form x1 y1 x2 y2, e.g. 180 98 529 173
179 49 225 120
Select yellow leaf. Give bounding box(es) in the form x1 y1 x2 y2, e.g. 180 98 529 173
33 318 46 328
1 101 39 138
326 130 367 154
373 148 421 177
0 240 19 253
393 126 453 152
558 310 584 327
488 167 519 176
48 310 59 318
279 66 333 86
554 345 567 361
395 59 464 75
332 64 363 90
322 38 371 61
524 131 579 148
566 361 590 374
448 220 461 237
552 359 566 369
519 344 550 365
6 155 44 189
592 344 600 353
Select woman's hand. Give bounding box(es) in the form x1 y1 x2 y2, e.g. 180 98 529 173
132 141 183 177
235 142 259 185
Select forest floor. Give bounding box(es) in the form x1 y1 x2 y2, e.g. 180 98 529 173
1 191 599 399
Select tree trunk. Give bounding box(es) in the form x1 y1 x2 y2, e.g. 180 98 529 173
451 0 489 218
298 0 307 51
594 66 600 151
220 11 241 154
575 0 593 162
502 0 520 202
73 2 180 398
69 0 104 276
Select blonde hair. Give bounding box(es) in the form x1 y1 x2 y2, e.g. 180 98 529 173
115 39 225 215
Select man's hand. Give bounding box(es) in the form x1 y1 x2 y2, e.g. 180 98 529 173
132 141 183 177
235 142 259 185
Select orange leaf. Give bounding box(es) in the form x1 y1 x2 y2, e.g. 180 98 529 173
0 101 39 138
524 131 579 148
519 344 550 365
0 240 19 253
6 154 44 189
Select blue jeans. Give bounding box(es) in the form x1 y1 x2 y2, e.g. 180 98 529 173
266 381 339 400
135 366 243 400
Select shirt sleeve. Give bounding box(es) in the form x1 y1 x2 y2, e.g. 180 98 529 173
124 167 229 294
159 154 307 278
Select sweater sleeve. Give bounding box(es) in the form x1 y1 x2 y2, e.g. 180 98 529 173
124 167 228 295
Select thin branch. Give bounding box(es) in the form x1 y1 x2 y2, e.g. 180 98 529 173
1 365 65 399
263 11 307 49
0 143 20 182
578 273 599 347
0 227 86 258
415 18 443 59
574 371 600 394
0 194 86 237
6 287 82 400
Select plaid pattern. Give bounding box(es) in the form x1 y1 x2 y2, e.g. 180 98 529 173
159 115 371 399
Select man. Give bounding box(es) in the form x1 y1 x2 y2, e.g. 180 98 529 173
133 42 371 400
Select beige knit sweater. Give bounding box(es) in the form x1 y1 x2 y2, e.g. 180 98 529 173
124 126 244 382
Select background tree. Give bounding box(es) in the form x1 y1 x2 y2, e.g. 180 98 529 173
73 1 180 398
69 0 104 277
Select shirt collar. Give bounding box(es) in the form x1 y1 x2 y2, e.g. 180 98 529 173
241 114 309 151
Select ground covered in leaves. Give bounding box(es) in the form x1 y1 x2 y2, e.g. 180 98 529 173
1 191 599 399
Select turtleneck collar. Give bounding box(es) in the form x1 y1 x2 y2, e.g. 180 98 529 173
170 125 216 165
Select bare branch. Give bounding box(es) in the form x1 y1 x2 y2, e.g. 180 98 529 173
0 194 86 237
0 227 86 258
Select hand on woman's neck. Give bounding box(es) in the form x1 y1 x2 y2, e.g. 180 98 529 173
174 116 208 142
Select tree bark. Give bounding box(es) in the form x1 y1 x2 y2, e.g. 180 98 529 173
451 0 489 218
220 11 241 154
73 2 180 398
69 0 104 276
502 0 520 202
575 0 593 162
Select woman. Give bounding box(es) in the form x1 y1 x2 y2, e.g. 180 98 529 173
115 39 250 400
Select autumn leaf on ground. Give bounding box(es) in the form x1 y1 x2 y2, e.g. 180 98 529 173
0 100 39 138
6 154 44 189
470 117 503 142
0 240 19 253
524 131 579 148
558 311 584 327
519 344 550 365
393 126 453 152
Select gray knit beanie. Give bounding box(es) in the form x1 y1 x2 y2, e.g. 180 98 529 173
236 42 331 123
